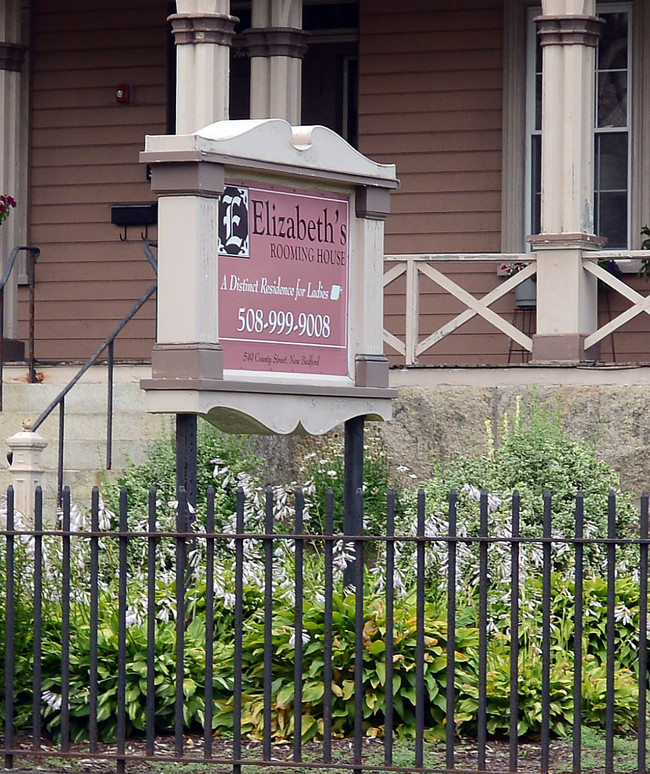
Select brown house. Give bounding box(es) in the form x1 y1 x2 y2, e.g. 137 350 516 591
1 0 649 373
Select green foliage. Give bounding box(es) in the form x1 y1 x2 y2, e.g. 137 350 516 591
38 593 235 742
104 420 260 528
297 428 394 535
404 396 638 582
0 533 37 729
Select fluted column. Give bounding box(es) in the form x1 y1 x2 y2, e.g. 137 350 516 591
529 0 605 362
244 0 307 125
169 0 237 133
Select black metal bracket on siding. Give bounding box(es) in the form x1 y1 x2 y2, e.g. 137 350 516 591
110 203 158 241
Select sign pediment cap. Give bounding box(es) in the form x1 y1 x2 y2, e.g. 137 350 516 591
143 119 399 188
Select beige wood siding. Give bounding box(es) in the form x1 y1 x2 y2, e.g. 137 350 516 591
358 1 508 366
358 0 504 255
22 0 168 362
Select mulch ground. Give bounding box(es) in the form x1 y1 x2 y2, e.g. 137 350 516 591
1 733 602 774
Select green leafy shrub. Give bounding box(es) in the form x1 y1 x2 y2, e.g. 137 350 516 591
39 605 235 742
399 396 638 597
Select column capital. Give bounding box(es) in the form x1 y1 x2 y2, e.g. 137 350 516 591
243 27 308 59
534 14 605 46
0 42 27 72
169 12 238 46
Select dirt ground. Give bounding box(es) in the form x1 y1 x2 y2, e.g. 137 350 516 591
1 733 616 774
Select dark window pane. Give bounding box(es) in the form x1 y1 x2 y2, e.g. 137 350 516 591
596 191 627 248
531 134 541 235
596 132 628 191
598 13 628 70
303 3 358 30
597 70 627 128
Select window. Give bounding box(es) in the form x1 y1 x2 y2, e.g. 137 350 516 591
525 3 632 248
595 7 630 247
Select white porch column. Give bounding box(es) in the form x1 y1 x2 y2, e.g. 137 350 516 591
0 1 27 348
529 0 605 362
168 0 237 133
245 0 307 125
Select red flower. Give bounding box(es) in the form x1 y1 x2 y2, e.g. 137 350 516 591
0 193 16 226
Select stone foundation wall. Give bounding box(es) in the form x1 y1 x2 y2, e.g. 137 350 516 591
377 381 650 500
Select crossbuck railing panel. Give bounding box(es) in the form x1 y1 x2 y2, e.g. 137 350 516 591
2 484 650 774
585 252 650 351
383 254 536 365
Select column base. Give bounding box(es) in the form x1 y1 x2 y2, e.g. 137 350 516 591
355 354 389 388
532 333 600 364
151 342 224 381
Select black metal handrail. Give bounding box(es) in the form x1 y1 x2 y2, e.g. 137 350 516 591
31 241 157 502
0 246 40 409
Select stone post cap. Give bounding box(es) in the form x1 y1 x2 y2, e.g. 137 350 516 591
6 421 48 454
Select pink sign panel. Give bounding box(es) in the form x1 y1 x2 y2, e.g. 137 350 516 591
218 182 349 376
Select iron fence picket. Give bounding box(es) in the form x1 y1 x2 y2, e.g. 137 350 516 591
322 488 334 763
89 487 100 752
639 492 649 774
60 488 71 752
32 487 43 755
174 487 187 758
415 488 426 768
233 487 245 774
263 487 274 760
4 487 15 770
509 490 521 773
540 491 552 773
117 487 128 774
146 487 157 757
384 488 396 767
353 486 365 774
573 492 584 774
477 490 489 771
204 487 215 758
293 488 305 763
446 488 457 772
605 491 617 774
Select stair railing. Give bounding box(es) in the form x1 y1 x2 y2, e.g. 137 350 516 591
31 241 157 503
0 246 40 409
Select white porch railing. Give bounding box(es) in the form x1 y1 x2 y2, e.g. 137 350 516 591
584 251 650 352
383 253 536 365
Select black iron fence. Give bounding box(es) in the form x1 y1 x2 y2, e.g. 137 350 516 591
1 485 650 774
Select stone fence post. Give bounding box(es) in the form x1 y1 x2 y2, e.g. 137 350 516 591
6 419 47 523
